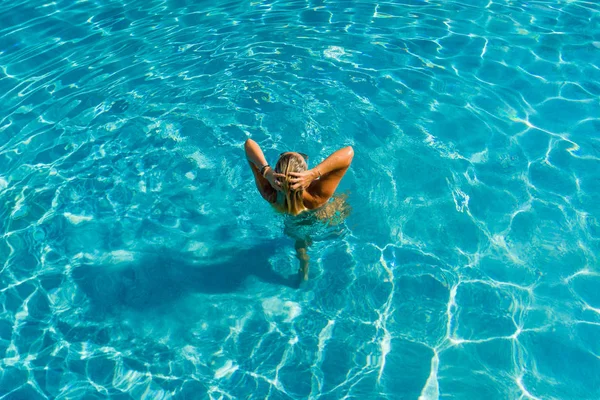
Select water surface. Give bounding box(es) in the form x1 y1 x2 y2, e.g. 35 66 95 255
1 0 599 398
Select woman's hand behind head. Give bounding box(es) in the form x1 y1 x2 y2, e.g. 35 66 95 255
264 168 286 192
288 169 319 191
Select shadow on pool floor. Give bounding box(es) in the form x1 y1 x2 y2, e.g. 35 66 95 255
72 239 300 313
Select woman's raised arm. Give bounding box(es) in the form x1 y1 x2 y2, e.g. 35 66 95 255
244 139 284 201
289 146 353 208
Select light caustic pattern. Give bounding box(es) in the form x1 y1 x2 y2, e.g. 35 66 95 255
0 0 599 398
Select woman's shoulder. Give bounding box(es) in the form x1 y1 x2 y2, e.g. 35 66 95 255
302 190 326 210
270 191 285 212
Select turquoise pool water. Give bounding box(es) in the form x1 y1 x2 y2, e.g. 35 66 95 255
1 0 599 398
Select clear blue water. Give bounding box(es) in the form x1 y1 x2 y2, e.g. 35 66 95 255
1 0 599 398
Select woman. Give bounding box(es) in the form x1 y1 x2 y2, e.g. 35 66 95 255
244 138 354 281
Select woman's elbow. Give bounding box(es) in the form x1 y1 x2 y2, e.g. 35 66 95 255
244 138 257 154
345 146 354 165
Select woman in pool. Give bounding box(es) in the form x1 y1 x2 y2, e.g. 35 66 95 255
244 139 354 281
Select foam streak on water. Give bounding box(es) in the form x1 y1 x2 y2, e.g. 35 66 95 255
0 0 599 398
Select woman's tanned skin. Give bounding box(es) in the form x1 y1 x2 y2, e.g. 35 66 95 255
244 139 353 209
245 139 353 282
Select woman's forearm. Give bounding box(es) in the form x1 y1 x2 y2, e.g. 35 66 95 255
313 146 354 178
244 139 268 169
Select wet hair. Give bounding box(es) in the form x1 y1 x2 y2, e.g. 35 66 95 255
275 152 308 215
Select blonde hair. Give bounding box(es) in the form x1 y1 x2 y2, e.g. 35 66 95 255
275 152 308 216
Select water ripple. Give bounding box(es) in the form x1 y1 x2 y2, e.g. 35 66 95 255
0 0 599 398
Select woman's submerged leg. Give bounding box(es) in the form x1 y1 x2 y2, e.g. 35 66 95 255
295 239 311 281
